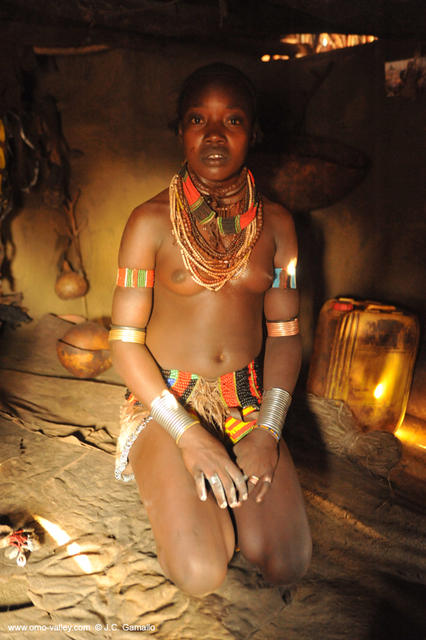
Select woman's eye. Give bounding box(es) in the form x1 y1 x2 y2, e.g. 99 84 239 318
229 117 241 125
190 114 203 125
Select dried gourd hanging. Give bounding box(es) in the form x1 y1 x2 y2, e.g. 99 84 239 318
55 259 88 300
54 190 89 300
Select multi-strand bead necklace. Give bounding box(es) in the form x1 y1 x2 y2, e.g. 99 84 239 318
170 164 263 291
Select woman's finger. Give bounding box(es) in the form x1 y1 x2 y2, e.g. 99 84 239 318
255 476 272 503
228 466 248 503
226 481 239 508
194 470 207 501
208 473 228 509
219 471 242 508
246 474 260 495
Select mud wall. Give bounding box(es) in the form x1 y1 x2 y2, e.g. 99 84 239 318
7 42 425 359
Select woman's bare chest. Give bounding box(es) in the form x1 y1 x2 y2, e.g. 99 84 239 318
155 229 274 297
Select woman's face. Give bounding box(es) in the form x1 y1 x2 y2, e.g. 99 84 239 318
179 79 254 188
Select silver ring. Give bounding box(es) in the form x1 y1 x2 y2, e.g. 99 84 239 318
209 473 221 486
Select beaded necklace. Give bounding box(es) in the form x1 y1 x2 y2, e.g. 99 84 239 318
179 165 258 235
170 165 263 291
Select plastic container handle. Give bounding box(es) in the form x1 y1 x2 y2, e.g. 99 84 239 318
365 303 397 312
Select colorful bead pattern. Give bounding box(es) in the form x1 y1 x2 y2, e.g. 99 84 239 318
180 165 258 235
256 424 280 441
125 359 263 439
242 405 258 418
116 268 154 288
224 416 257 443
272 267 297 289
170 169 263 291
164 369 199 405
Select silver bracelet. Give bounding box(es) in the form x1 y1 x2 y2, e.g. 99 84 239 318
150 390 198 443
256 387 292 440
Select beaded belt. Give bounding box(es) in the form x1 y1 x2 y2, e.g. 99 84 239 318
125 358 263 443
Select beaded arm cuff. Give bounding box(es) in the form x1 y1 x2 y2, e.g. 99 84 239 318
272 265 297 289
151 390 199 443
116 268 154 288
256 387 292 441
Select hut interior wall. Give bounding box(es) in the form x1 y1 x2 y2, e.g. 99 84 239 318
7 42 425 361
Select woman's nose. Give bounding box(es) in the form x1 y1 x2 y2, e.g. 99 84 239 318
204 121 226 141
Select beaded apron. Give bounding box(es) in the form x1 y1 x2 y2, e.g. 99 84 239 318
115 358 263 482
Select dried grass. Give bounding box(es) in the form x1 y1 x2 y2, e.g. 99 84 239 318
306 393 402 476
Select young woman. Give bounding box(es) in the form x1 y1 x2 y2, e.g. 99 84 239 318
110 63 311 597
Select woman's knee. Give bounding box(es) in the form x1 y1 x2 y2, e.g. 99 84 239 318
159 549 228 597
262 537 312 586
241 530 312 586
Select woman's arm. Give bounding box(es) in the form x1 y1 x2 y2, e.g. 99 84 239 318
233 202 301 502
111 201 167 405
262 203 301 394
112 199 248 508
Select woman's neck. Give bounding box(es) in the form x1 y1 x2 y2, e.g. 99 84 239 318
187 165 248 203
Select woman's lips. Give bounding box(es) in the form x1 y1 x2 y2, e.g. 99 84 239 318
201 150 228 165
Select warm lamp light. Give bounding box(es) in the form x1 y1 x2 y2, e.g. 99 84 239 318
261 34 379 63
287 258 297 288
275 33 378 60
373 383 385 399
395 416 426 450
287 258 297 275
34 515 93 574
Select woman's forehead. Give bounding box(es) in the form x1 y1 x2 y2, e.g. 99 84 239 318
182 80 253 113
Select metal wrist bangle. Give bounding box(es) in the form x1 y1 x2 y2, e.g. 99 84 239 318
150 390 198 442
257 387 292 439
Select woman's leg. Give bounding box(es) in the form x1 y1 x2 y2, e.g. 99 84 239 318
233 438 312 586
129 420 235 597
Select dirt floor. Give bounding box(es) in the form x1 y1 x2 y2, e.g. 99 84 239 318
0 315 425 640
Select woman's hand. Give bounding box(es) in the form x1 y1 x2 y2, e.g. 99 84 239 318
233 428 279 503
178 423 248 509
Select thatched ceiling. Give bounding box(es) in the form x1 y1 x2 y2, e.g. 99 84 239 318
0 0 425 54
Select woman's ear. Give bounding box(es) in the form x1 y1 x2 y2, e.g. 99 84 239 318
250 121 262 147
167 117 181 136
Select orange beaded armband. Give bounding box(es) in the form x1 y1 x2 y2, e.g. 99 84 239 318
116 268 154 288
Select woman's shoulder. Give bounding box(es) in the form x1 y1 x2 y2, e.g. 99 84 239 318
130 187 170 225
119 188 170 259
261 194 292 223
261 194 296 242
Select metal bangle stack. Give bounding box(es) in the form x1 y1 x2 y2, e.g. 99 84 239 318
257 387 292 440
151 390 198 443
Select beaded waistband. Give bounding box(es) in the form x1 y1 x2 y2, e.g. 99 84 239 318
126 358 263 410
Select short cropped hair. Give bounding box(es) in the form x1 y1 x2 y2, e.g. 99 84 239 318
177 63 257 124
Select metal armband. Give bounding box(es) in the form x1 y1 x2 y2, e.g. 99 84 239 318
266 318 299 337
109 325 146 344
